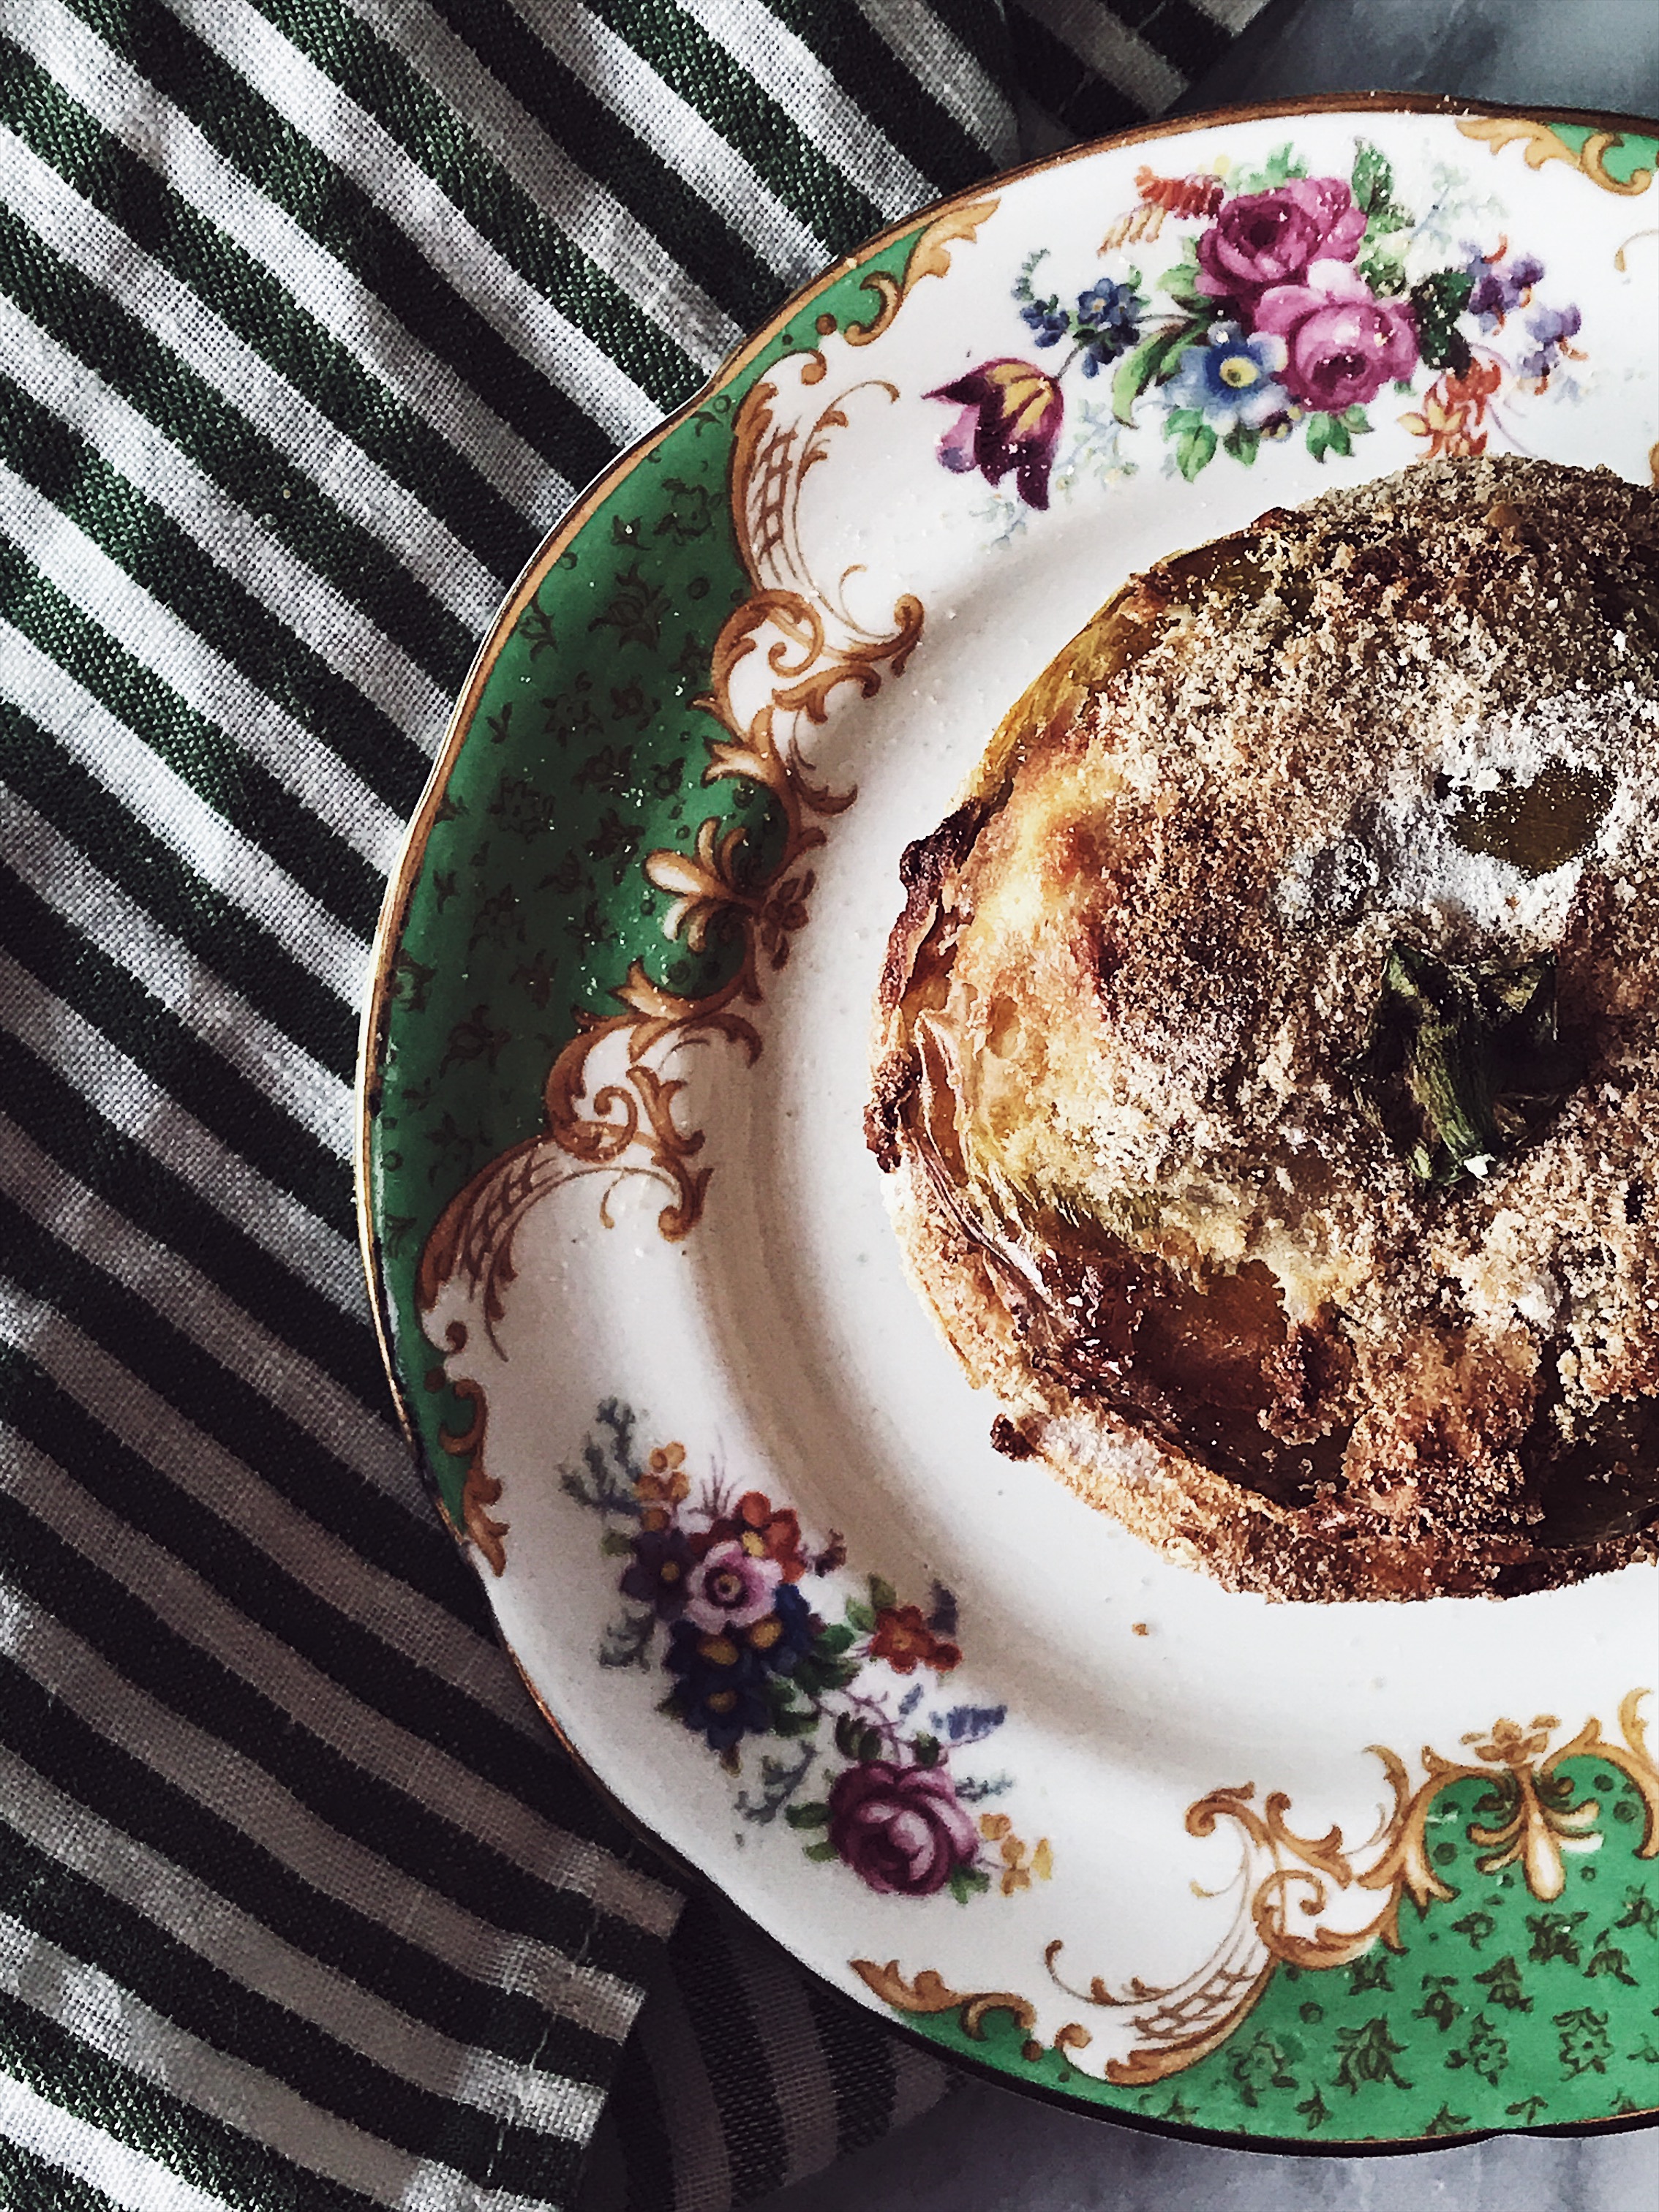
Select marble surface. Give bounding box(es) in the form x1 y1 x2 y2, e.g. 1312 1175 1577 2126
757 2074 1653 2211
1178 0 1659 116
748 7 1657 2209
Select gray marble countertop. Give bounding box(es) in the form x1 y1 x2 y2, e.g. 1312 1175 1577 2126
759 2074 1653 2212
750 4 1658 2207
1178 0 1659 118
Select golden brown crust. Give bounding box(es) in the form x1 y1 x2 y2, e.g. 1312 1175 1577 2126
871 457 1659 1601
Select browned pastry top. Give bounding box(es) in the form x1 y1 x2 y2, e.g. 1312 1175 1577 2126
869 456 1659 1600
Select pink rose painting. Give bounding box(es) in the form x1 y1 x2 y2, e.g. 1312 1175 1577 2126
1195 175 1366 302
926 139 1583 493
1253 259 1418 411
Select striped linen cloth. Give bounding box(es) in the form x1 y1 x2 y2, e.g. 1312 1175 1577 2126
0 4 1265 2208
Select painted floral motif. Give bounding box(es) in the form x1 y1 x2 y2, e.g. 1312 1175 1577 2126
930 358 1066 509
379 111 1658 2142
857 1693 1659 2104
930 138 1584 504
563 1400 1050 1903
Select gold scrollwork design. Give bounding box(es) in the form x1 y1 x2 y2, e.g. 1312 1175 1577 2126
851 1959 1037 2042
1458 116 1654 196
1081 1691 1658 2084
857 1693 1658 2088
836 198 1000 349
428 1328 508 1573
417 367 925 1565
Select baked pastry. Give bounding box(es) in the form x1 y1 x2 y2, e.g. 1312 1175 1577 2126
868 457 1659 1600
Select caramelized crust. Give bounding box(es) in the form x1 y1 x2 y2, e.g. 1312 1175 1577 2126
869 458 1659 1600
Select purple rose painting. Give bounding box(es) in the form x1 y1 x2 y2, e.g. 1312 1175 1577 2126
827 1761 982 1897
1516 301 1584 388
564 1399 1049 1906
925 138 1584 496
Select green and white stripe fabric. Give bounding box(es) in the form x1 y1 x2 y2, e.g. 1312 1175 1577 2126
0 4 1263 2207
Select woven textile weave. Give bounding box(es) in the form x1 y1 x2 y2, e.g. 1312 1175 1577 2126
0 4 1263 2206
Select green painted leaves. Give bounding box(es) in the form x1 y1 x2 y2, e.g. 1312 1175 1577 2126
587 559 669 648
1304 402 1372 462
1229 142 1308 195
1111 319 1208 426
1475 1955 1534 2012
1230 2031 1298 2106
1554 2008 1614 2077
1162 405 1216 481
1351 138 1414 296
1447 2013 1511 2085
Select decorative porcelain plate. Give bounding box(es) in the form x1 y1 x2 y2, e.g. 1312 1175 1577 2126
361 99 1659 2148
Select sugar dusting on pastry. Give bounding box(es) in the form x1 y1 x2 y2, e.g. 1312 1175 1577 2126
868 457 1659 1603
